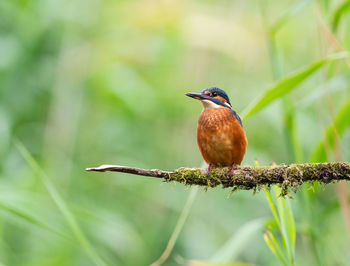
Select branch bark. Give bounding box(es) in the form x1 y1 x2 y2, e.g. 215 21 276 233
86 162 350 195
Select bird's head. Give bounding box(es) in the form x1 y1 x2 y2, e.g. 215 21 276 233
185 87 232 109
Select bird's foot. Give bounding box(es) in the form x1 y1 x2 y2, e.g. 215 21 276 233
206 164 213 177
228 164 237 178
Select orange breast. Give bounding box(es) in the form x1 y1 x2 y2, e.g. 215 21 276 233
197 107 247 166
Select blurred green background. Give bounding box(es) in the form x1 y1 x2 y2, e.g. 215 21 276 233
0 0 350 265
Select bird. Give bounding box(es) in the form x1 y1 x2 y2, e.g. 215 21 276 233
185 87 247 176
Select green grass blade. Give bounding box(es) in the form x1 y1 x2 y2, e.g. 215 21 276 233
189 262 254 266
209 218 265 262
265 190 280 228
332 0 350 31
283 101 304 163
15 140 107 266
284 200 296 249
241 53 349 120
273 187 291 263
263 230 289 266
311 99 350 162
265 187 296 265
270 0 312 35
0 200 70 240
151 186 198 266
274 187 295 264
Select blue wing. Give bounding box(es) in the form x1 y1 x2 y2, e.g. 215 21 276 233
230 109 243 127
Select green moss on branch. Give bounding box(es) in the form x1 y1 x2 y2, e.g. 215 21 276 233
87 162 350 196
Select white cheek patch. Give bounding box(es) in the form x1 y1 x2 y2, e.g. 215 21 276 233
201 100 221 109
224 102 231 108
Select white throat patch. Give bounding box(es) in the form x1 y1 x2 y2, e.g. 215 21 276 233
201 100 221 109
224 102 231 108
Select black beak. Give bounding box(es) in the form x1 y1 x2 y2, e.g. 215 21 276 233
185 92 210 100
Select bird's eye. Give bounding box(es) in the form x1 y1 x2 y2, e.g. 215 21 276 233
212 92 217 97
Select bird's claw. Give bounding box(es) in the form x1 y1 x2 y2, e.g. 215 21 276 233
206 164 213 177
228 164 237 178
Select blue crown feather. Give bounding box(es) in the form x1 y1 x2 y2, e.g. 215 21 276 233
201 87 243 127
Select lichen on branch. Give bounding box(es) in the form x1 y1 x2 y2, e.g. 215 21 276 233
86 162 350 196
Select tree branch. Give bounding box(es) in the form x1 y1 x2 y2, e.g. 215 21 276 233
86 162 350 195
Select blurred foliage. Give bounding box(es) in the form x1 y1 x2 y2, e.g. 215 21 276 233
0 0 350 265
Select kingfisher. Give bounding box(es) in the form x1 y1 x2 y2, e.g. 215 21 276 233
185 87 247 176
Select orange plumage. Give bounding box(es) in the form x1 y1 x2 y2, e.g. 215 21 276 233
197 107 247 167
